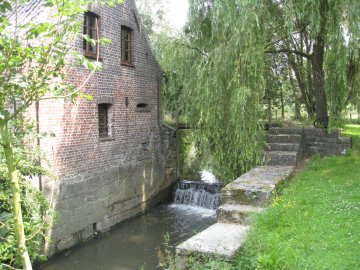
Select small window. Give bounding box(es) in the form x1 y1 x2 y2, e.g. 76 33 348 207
137 103 148 108
136 99 150 112
83 12 99 59
98 104 109 137
121 26 133 65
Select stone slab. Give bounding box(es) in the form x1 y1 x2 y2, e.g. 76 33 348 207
266 143 300 151
176 223 249 258
217 204 263 225
225 166 294 189
222 166 294 206
265 151 298 166
266 134 302 143
268 127 304 135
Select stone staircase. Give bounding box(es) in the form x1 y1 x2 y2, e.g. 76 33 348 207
175 127 353 268
265 128 303 166
175 128 303 268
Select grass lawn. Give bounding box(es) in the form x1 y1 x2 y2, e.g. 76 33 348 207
232 125 360 270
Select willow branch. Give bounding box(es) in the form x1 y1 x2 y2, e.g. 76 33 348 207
264 25 308 49
175 42 208 57
264 48 312 60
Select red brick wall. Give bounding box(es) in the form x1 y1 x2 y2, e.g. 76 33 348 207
33 0 177 255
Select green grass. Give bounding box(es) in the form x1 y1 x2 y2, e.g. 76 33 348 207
343 124 360 154
232 125 360 270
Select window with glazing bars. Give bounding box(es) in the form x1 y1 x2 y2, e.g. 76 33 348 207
83 12 99 59
121 26 132 64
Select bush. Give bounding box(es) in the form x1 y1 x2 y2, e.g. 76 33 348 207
0 127 54 268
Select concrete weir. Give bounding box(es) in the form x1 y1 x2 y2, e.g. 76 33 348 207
175 165 295 268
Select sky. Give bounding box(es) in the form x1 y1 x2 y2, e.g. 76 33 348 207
165 0 189 30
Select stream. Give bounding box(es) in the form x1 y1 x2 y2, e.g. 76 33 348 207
40 179 219 270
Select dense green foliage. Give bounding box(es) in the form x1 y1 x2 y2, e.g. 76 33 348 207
232 125 360 269
155 0 360 179
0 131 53 267
0 180 49 267
156 0 267 180
0 0 123 268
135 0 169 37
178 129 201 180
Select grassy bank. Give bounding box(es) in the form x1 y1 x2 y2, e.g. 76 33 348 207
234 125 360 270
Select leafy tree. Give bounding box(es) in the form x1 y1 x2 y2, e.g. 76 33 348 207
0 0 123 269
135 0 169 37
155 0 360 179
261 0 360 122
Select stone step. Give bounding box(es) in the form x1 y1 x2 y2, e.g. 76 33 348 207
266 134 302 144
217 204 263 225
176 223 249 268
268 127 304 135
265 143 301 151
265 151 298 166
222 166 294 206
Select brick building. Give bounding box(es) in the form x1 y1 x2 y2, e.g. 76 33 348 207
23 0 177 255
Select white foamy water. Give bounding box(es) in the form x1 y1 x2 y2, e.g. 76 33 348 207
201 170 218 184
167 204 216 218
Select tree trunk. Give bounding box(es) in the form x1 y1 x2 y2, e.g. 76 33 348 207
267 98 272 128
311 0 328 120
287 59 302 120
294 97 301 119
0 120 33 270
311 40 328 120
280 89 285 119
288 57 315 117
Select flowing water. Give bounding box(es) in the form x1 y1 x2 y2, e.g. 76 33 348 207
40 180 220 270
173 181 222 209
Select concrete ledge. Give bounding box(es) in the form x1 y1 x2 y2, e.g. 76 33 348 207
176 223 249 259
217 204 263 225
222 166 294 206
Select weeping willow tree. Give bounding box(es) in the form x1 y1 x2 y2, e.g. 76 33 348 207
155 0 360 180
266 0 360 124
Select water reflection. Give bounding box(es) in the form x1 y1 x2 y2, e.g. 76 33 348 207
40 204 216 270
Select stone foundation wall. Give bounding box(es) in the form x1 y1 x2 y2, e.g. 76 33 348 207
303 128 352 157
43 126 176 256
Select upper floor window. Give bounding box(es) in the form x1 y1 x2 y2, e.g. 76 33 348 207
121 26 133 65
83 12 99 59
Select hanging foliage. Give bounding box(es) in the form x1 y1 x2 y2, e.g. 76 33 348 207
155 0 360 180
156 0 267 180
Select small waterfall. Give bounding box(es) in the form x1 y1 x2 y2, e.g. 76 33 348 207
173 180 222 209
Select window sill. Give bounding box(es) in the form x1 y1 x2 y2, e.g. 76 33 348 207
83 51 102 61
136 108 151 112
121 62 135 68
99 136 114 142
